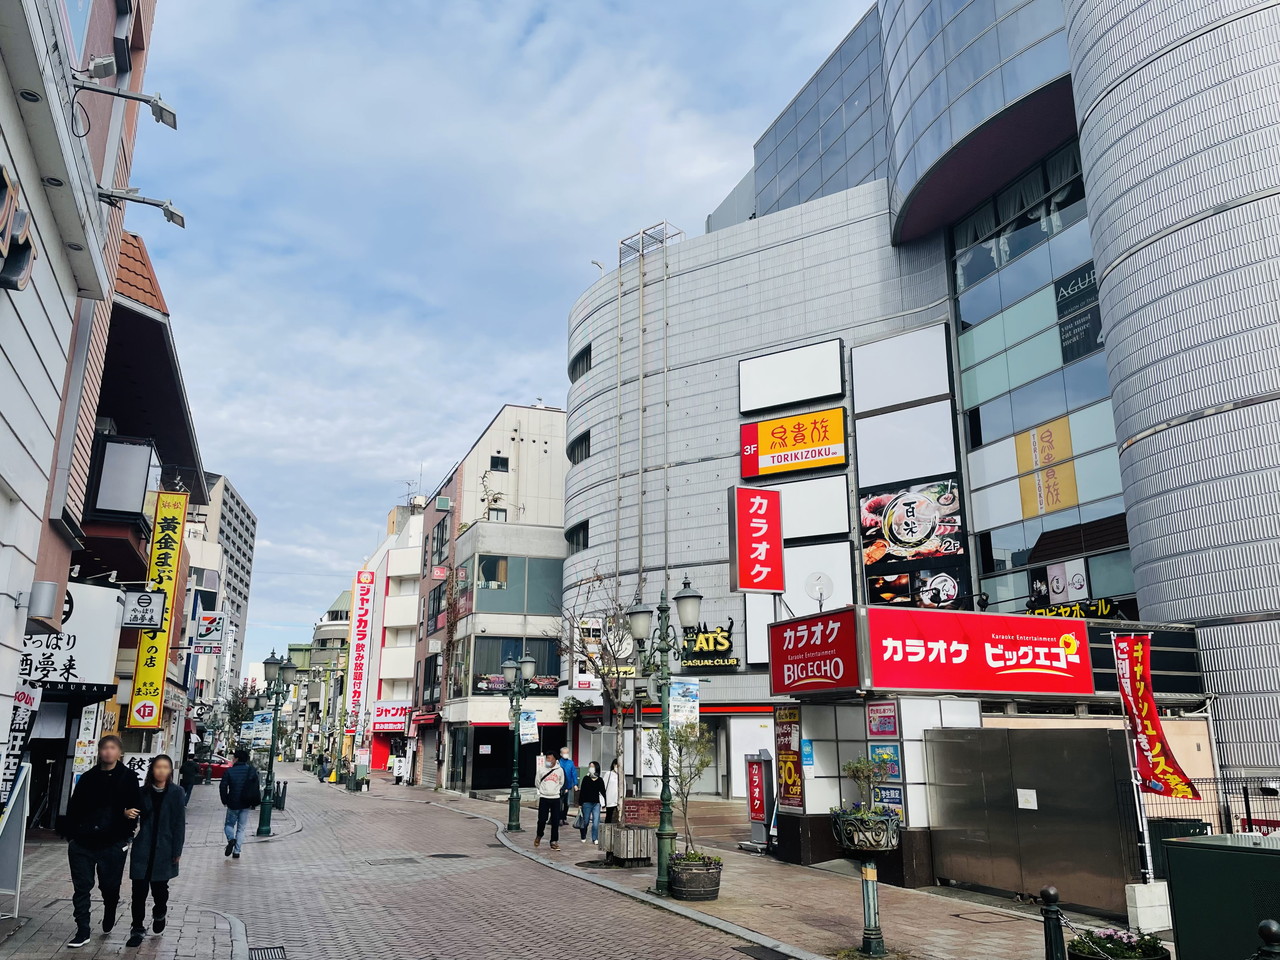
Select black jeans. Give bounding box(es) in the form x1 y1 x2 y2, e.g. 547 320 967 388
131 879 169 932
68 841 127 931
536 797 559 842
604 806 617 824
559 788 570 823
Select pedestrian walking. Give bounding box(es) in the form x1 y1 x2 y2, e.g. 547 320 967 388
126 756 186 947
577 762 605 844
557 746 578 826
62 734 142 948
178 756 200 802
603 757 622 823
218 749 260 859
533 752 564 850
316 754 328 782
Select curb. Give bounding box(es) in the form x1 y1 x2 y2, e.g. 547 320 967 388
202 908 248 960
433 802 831 960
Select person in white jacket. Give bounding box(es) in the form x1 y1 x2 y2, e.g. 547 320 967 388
603 757 623 823
534 753 564 849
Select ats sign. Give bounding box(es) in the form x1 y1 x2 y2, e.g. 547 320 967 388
728 487 784 593
768 608 860 697
866 607 1094 696
740 406 847 478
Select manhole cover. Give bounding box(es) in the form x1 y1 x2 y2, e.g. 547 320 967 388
735 947 788 960
365 857 419 866
249 949 287 960
954 912 1023 924
427 853 469 859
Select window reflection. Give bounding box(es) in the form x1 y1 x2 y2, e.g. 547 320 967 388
1010 370 1066 433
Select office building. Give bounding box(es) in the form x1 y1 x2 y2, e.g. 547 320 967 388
188 473 257 679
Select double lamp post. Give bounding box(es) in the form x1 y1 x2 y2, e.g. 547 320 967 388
501 652 539 832
254 650 297 836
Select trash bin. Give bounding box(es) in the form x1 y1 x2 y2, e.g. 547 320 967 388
274 781 288 810
346 775 360 792
1148 817 1210 878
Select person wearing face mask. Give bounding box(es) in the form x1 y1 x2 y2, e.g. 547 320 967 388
534 752 565 850
557 746 578 826
577 762 605 845
603 757 623 823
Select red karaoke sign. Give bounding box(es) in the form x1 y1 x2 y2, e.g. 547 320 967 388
769 608 861 696
747 757 767 823
729 486 785 593
866 607 1095 695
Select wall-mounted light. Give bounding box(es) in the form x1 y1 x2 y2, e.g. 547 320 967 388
16 580 59 619
97 186 185 228
72 79 177 130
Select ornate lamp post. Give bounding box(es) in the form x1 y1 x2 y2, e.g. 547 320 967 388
502 653 538 832
626 576 702 895
255 650 297 837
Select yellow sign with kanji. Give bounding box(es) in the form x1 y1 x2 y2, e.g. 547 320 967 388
740 406 847 477
128 491 188 729
1018 460 1079 518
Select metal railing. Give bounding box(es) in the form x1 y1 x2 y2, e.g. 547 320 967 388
1141 777 1280 835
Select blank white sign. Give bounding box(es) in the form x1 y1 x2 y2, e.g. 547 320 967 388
760 474 851 540
851 325 951 414
739 339 844 414
854 400 957 488
781 542 854 618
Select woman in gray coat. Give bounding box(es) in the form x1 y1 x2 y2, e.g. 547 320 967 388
126 755 185 947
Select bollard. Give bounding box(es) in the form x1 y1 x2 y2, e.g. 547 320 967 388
860 859 885 957
1040 887 1066 960
1257 920 1280 960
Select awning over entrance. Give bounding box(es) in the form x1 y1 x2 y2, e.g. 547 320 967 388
410 712 438 725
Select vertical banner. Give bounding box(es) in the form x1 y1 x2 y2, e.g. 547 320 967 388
130 492 188 729
668 680 700 729
519 709 538 745
1113 633 1200 799
345 570 375 735
774 705 804 810
728 486 785 593
0 680 42 808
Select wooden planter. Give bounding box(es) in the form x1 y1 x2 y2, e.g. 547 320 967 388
669 859 722 902
601 823 654 866
830 811 901 854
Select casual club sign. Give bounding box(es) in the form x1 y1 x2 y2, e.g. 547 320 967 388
739 406 847 478
866 607 1095 696
1113 634 1199 799
728 486 784 593
768 608 860 697
346 569 376 735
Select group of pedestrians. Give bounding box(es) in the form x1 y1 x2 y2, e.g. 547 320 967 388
534 747 622 850
61 736 262 948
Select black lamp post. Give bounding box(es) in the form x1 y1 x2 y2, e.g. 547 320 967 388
255 650 297 837
626 576 702 895
502 653 538 832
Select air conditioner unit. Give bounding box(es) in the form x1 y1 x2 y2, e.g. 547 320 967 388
435 495 452 511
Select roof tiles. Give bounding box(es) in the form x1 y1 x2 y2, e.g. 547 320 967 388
116 231 169 314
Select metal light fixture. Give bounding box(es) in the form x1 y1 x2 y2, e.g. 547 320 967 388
280 657 297 685
72 79 178 129
97 186 185 228
519 652 537 681
626 597 653 642
501 657 518 686
673 576 703 630
262 651 282 683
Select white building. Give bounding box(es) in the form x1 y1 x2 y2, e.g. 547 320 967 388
188 473 256 679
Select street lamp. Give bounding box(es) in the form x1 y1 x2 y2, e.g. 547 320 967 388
502 653 538 832
256 651 297 836
627 575 702 896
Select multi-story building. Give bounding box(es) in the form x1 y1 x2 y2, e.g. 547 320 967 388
410 404 568 791
188 473 257 679
564 0 1276 916
307 590 350 760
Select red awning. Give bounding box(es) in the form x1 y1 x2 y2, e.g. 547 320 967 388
410 712 439 725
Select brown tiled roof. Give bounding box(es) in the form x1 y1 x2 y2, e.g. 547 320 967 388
116 231 169 314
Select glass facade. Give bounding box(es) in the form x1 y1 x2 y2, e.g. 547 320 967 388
952 143 1134 616
753 8 886 217
882 0 1070 196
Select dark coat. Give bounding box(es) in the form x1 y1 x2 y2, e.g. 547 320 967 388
129 784 185 882
220 761 261 810
64 763 142 848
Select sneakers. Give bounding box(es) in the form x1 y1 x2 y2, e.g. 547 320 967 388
126 930 145 948
581 837 587 843
102 903 117 932
549 842 560 850
232 853 241 859
224 839 235 857
533 836 541 847
67 929 92 948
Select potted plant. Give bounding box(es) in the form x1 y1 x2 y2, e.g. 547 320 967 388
647 722 722 901
1068 929 1169 960
830 755 901 853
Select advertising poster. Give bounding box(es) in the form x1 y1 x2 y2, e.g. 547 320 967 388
728 487 785 593
769 608 860 697
346 569 375 734
519 709 538 745
669 680 700 729
867 567 970 609
774 706 804 810
130 492 188 729
1059 305 1103 364
800 739 814 767
876 784 905 818
869 743 902 782
866 701 899 738
1018 461 1079 518
1054 261 1098 321
867 607 1095 696
740 406 847 478
860 477 964 568
1113 634 1199 799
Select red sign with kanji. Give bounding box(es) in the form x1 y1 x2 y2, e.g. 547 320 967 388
866 607 1095 695
1114 634 1199 799
728 486 784 593
769 608 860 696
747 758 767 823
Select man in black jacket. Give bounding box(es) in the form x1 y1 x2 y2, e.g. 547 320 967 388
63 734 142 948
219 749 260 858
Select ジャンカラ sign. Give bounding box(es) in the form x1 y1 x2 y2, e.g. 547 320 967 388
1113 633 1199 799
728 487 785 593
130 492 188 729
740 406 847 478
346 570 376 734
768 608 860 697
371 700 411 732
866 607 1095 696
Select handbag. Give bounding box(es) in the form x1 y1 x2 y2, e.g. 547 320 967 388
572 809 584 831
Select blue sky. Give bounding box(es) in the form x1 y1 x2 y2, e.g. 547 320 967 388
126 1 865 673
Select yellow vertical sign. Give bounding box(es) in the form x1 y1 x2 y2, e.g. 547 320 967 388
128 491 188 729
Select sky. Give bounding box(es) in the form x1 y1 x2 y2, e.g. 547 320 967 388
127 1 866 675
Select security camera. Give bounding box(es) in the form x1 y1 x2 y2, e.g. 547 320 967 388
88 56 117 79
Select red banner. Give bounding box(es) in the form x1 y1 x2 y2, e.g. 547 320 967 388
866 607 1095 695
769 608 860 696
1113 634 1199 800
747 758 767 823
728 486 785 593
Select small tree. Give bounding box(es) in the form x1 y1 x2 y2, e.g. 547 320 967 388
224 679 255 749
841 754 894 815
647 722 716 856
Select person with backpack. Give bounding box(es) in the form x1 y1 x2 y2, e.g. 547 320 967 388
125 755 186 947
62 735 142 948
218 749 260 858
534 752 564 850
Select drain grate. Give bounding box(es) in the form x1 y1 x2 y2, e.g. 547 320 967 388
954 912 1023 924
364 857 419 866
734 947 788 960
428 853 470 859
248 948 287 960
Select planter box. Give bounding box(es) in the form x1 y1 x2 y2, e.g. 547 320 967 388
624 798 661 826
669 860 722 902
1068 951 1169 960
601 823 654 866
831 811 901 854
